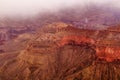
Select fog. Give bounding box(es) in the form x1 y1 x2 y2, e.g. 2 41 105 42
0 0 120 17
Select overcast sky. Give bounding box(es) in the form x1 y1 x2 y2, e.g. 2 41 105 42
0 0 120 17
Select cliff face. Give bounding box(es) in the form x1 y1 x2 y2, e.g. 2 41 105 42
0 22 120 80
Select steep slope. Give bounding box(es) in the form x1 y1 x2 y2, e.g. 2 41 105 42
0 22 120 80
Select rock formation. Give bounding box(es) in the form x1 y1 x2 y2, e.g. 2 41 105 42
0 22 120 80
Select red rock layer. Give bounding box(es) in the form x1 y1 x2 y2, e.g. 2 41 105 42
58 36 95 46
58 35 120 62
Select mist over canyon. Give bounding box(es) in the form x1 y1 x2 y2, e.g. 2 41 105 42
0 1 120 80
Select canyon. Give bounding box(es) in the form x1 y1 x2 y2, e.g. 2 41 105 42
0 22 119 80
0 5 120 80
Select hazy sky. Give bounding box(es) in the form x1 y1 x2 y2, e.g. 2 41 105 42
0 0 120 17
